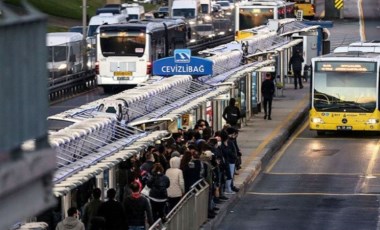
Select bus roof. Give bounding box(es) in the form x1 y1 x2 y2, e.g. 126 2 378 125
333 41 380 55
239 0 291 7
46 32 83 46
88 13 127 26
100 18 186 33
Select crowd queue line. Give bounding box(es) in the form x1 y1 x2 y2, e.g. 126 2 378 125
37 98 245 230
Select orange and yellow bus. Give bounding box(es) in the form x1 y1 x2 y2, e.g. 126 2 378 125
289 0 315 19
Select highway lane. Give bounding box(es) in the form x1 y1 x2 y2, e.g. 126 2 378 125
359 0 380 42
217 121 380 230
216 15 380 230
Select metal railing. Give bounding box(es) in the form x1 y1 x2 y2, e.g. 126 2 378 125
149 179 209 230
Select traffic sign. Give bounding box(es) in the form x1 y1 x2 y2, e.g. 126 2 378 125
335 0 344 10
153 49 213 76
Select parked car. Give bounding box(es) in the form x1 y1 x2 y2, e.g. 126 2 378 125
95 7 127 16
154 6 169 18
133 0 153 3
216 1 233 11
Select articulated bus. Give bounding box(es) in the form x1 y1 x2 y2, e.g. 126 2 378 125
235 0 295 40
96 19 188 93
309 42 380 135
288 0 315 19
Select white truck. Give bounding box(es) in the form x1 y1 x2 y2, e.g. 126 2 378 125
200 0 211 14
46 32 84 78
87 13 128 38
171 0 200 19
122 3 145 20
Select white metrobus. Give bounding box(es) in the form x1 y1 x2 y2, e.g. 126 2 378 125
95 19 188 93
235 0 295 40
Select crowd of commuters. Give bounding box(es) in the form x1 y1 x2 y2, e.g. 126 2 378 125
53 98 244 230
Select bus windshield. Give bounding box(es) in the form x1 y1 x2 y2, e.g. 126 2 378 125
99 28 146 57
313 62 377 112
239 8 274 30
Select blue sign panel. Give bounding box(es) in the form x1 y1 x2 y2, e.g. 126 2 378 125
153 49 213 76
174 49 191 63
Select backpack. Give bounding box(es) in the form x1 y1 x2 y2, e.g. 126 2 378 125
226 106 239 124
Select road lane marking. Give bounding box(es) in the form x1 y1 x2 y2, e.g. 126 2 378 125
246 192 377 196
266 172 362 176
355 140 380 193
242 94 309 169
265 121 308 173
358 0 366 41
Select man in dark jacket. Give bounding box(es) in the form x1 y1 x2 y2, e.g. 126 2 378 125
147 163 170 222
82 188 103 230
124 181 154 229
97 188 125 230
183 145 206 192
289 49 304 89
222 98 241 128
261 73 275 120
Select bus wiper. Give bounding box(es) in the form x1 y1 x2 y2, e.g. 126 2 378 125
337 102 370 112
319 102 370 112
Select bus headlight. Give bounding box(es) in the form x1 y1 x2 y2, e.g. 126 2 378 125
58 63 67 70
367 118 379 124
311 117 324 124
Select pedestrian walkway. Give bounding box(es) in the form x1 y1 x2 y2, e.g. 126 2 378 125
202 82 310 229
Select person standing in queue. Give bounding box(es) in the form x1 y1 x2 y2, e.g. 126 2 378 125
262 73 275 120
55 207 85 230
222 98 241 129
97 188 125 230
123 181 154 230
289 49 304 89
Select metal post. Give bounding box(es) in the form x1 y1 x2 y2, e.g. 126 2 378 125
280 50 284 84
109 167 116 191
62 193 72 219
82 0 88 71
96 173 105 200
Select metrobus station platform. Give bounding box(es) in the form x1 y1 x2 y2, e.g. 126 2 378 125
202 82 310 229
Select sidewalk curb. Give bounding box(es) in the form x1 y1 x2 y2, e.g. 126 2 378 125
201 95 309 230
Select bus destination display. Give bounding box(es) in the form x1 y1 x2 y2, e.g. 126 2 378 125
316 62 376 72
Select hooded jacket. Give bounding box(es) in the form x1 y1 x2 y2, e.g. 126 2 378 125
165 156 185 198
55 217 85 230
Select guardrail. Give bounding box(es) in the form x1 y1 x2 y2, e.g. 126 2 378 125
149 179 209 230
188 34 235 54
48 69 96 101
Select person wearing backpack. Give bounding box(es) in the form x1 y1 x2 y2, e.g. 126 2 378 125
222 98 241 129
146 163 170 222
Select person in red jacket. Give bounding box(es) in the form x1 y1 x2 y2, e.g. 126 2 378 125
123 181 154 230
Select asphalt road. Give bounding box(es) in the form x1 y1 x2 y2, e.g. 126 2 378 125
217 119 380 230
215 16 380 230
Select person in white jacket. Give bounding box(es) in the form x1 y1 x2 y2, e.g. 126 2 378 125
165 156 185 211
